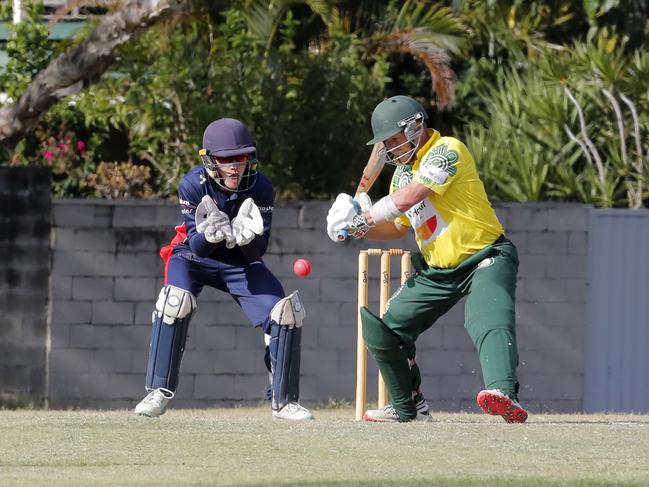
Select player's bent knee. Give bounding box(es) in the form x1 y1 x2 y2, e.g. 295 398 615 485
270 290 305 328
155 285 197 324
361 306 401 350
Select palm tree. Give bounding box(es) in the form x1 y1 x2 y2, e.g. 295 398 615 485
240 0 466 109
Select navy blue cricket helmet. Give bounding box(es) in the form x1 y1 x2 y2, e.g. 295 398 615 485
199 118 258 192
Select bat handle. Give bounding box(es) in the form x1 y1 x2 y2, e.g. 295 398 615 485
336 229 349 241
334 200 361 242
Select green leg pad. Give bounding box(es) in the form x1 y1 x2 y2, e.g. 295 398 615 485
361 307 416 421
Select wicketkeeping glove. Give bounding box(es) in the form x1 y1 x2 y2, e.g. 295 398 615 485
195 195 234 245
229 198 264 248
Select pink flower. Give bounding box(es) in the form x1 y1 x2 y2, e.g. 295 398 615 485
59 143 68 151
44 151 54 161
76 140 86 152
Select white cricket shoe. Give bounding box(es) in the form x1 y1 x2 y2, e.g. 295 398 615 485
363 404 431 423
272 402 314 420
135 389 171 417
413 394 430 415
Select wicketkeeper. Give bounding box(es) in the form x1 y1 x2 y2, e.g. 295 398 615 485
135 118 313 421
326 96 528 423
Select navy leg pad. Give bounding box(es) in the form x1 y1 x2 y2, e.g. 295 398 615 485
145 312 191 393
269 323 302 410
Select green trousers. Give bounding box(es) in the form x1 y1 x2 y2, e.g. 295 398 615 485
362 236 520 421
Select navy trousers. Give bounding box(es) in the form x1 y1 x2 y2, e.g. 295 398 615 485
145 249 285 392
167 249 285 333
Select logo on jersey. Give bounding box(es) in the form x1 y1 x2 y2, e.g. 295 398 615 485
391 166 413 192
419 143 458 186
180 198 194 215
405 200 448 244
199 174 207 185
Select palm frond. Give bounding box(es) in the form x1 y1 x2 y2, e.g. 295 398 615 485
385 0 465 56
240 0 277 47
368 1 465 110
375 30 455 109
304 0 340 27
241 0 339 51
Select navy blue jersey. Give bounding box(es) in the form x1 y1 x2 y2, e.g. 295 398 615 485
175 166 274 263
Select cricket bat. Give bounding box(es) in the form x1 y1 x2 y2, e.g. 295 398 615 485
353 142 385 197
336 142 385 241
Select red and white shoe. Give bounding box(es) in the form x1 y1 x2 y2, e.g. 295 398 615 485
477 389 528 423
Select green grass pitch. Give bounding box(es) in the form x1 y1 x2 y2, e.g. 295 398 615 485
1 407 648 486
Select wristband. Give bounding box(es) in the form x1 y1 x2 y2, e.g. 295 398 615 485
369 195 402 224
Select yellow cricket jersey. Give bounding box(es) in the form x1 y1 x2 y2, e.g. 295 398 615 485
391 130 504 268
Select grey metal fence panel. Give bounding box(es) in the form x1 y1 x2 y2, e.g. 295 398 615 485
584 209 649 413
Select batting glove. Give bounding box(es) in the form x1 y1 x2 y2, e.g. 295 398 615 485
326 193 373 241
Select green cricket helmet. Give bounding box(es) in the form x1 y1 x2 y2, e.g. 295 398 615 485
367 95 428 165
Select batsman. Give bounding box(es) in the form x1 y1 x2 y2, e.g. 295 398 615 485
135 118 313 421
327 95 528 423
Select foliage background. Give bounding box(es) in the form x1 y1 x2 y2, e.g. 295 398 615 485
0 0 647 207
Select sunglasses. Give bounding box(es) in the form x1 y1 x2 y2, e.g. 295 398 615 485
199 149 253 170
212 154 250 164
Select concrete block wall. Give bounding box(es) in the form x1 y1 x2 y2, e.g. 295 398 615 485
497 203 588 413
0 167 51 406
46 199 590 414
48 200 173 409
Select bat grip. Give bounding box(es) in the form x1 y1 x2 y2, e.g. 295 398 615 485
336 229 349 241
335 200 361 242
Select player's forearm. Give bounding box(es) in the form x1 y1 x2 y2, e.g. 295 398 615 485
238 234 269 261
391 181 432 211
188 233 226 257
363 182 431 227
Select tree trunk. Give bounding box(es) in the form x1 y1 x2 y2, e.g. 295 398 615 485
0 0 192 150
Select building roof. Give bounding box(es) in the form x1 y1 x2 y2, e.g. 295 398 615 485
1 1 108 40
0 21 85 41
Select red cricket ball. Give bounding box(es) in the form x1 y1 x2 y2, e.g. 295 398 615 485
293 258 312 277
